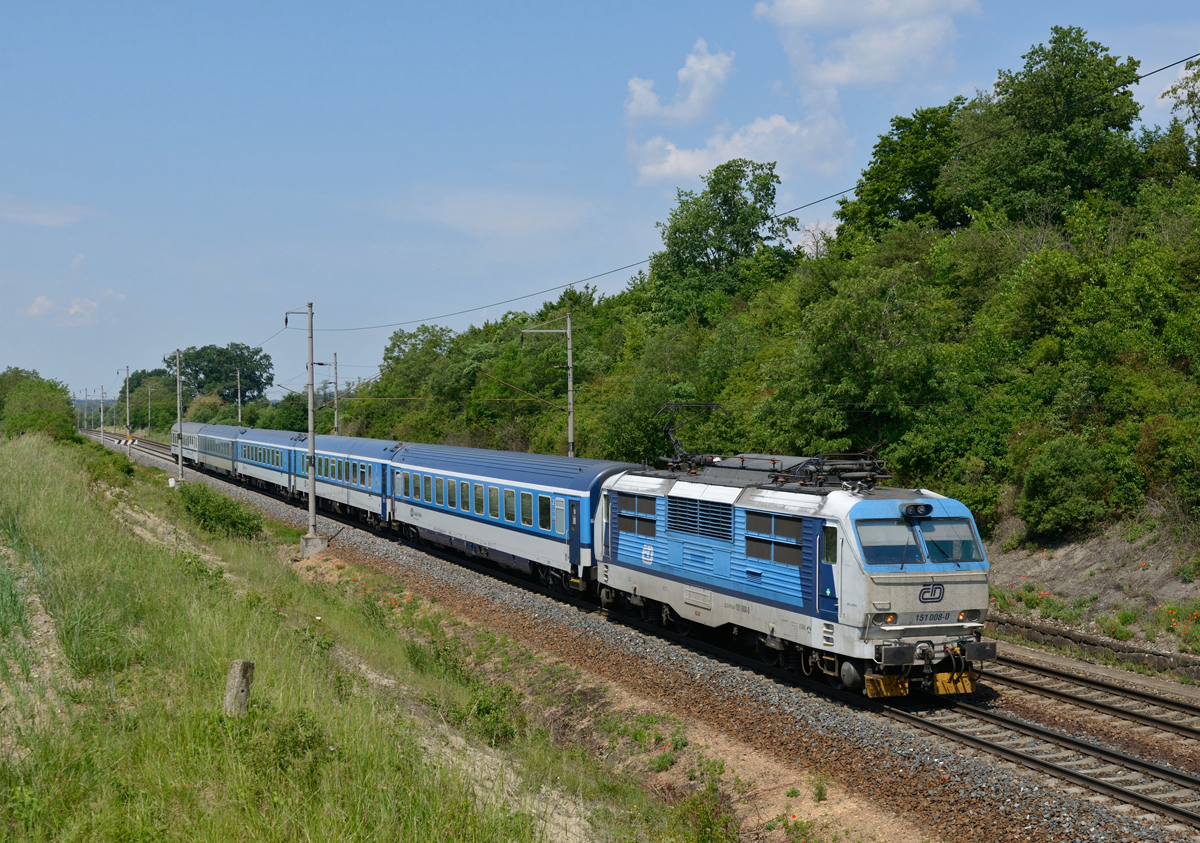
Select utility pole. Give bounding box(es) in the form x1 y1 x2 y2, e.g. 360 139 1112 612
123 366 131 455
288 303 327 558
521 311 575 457
147 386 152 434
235 366 242 427
84 388 88 430
314 353 339 435
100 385 105 439
175 349 183 482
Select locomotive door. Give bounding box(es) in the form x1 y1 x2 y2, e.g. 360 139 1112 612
568 500 580 568
816 525 839 620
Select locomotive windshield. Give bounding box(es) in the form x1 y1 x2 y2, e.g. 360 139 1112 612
856 517 984 566
920 518 984 562
856 519 921 566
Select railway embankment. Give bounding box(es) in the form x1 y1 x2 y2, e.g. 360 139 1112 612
986 611 1200 681
98 433 1200 843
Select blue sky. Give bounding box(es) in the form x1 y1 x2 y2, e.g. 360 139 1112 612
2 1 1198 401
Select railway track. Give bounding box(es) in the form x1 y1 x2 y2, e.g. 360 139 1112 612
984 655 1200 741
93 430 1200 832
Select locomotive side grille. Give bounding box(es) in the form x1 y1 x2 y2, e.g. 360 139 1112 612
666 498 733 541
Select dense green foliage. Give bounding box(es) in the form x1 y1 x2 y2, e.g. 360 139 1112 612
156 342 274 405
0 369 75 440
326 27 1200 549
178 481 264 539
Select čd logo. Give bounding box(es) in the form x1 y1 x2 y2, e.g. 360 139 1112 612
918 583 945 603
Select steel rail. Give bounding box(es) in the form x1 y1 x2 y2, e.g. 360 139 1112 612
94 431 1200 829
878 702 1200 829
983 667 1200 740
995 655 1200 719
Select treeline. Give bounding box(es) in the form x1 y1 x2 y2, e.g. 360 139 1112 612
337 27 1200 547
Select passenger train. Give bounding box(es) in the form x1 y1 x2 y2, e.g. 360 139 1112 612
172 422 995 697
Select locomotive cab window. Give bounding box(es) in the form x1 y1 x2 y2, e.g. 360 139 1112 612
520 492 533 526
920 518 984 562
856 519 922 566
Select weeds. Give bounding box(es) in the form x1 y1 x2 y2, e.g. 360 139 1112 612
177 481 263 538
0 559 28 639
810 769 831 803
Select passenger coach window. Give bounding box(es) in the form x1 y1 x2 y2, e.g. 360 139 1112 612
488 487 500 519
368 465 373 487
435 478 444 505
353 463 359 485
555 499 566 535
474 484 484 514
423 475 433 502
447 479 457 508
504 489 516 522
520 492 533 526
538 495 551 530
360 463 366 485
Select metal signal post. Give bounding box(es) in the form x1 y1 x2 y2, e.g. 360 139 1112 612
176 349 183 481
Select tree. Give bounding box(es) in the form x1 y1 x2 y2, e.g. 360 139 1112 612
0 367 39 416
1 377 75 440
163 343 273 403
939 26 1142 222
1163 58 1200 129
835 98 968 237
647 158 798 325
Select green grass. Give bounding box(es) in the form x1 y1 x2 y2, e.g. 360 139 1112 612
0 434 756 843
0 435 540 841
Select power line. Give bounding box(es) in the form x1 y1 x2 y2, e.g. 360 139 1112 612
292 49 1198 339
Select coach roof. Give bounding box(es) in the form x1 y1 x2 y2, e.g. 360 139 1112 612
391 443 634 493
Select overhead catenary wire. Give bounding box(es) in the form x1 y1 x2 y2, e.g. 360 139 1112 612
295 49 1200 337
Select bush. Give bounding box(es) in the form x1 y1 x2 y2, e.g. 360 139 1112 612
177 482 263 539
1 378 75 440
1016 433 1109 536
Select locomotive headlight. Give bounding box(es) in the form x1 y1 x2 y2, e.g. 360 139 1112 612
871 613 885 625
902 503 933 517
968 609 980 621
958 610 968 622
885 613 897 625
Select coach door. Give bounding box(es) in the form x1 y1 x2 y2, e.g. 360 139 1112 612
816 524 839 620
568 500 581 568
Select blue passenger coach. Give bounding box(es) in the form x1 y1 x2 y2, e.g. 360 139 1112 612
389 443 631 586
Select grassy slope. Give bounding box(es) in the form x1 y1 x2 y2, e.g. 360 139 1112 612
0 435 771 843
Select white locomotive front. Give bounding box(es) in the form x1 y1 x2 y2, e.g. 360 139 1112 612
595 454 995 697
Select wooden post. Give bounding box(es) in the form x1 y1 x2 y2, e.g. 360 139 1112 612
223 659 255 717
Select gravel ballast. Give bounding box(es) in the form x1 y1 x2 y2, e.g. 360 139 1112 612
115 443 1199 843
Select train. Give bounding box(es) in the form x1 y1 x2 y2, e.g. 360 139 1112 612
172 421 996 697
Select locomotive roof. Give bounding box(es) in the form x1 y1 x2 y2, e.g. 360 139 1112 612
393 442 634 492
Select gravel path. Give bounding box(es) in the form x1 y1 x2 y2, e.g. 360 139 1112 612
119 444 1196 843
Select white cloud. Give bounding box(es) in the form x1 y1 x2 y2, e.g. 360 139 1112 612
0 194 100 227
754 0 979 100
26 295 56 316
70 254 84 269
394 189 593 238
632 112 845 184
626 39 735 123
103 287 125 301
67 298 98 324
